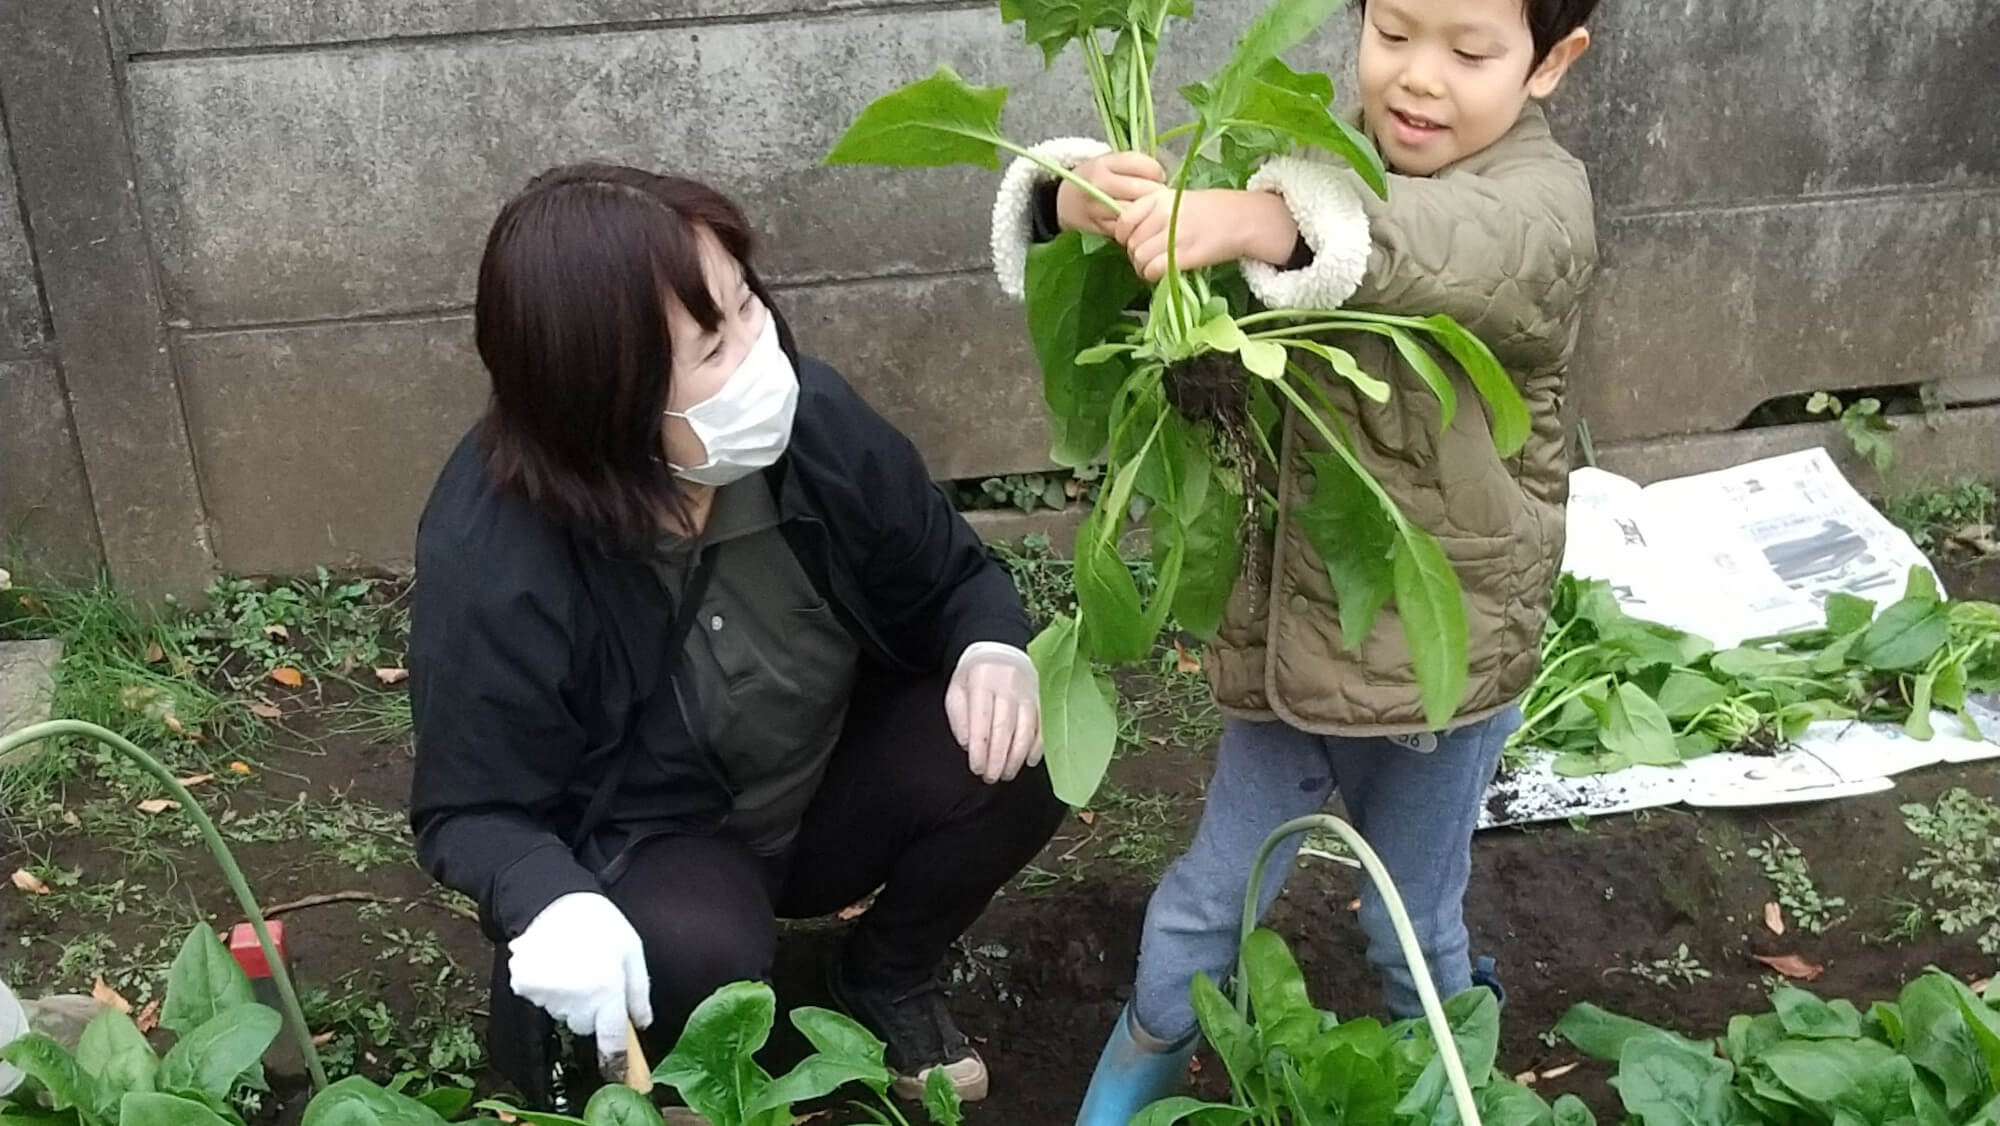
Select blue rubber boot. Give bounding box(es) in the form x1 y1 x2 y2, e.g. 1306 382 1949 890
1472 955 1507 1008
1074 1006 1195 1126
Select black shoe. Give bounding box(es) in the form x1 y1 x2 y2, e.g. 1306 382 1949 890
826 963 989 1102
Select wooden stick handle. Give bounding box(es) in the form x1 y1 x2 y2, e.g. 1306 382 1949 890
624 1019 653 1094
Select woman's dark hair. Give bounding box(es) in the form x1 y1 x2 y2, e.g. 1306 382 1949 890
474 163 779 551
1359 0 1600 67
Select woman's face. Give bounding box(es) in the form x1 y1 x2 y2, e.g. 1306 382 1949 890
660 226 767 472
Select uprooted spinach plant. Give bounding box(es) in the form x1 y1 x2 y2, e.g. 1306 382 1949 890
826 0 1529 805
1512 567 2000 776
1132 929 1594 1125
1557 971 2000 1125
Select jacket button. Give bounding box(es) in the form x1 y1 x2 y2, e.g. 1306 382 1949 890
709 614 725 632
1288 594 1309 613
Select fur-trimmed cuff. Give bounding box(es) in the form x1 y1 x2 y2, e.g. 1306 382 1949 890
1240 156 1372 311
991 137 1111 300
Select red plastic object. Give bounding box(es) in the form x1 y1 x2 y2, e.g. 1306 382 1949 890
227 921 286 980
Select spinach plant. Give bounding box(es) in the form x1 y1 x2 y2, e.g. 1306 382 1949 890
1513 568 1999 776
1558 971 2000 1125
826 0 1529 805
0 926 280 1126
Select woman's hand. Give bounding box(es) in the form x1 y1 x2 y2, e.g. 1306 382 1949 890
1057 152 1169 238
945 643 1043 784
1114 187 1300 282
509 892 652 1063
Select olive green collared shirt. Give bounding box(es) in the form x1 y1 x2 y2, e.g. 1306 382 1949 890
652 475 860 854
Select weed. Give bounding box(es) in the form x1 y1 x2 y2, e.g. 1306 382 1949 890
1901 787 2000 954
1883 479 1997 555
1623 943 1712 989
1090 783 1181 877
177 568 407 686
1748 833 1848 934
212 792 415 873
1806 391 1897 475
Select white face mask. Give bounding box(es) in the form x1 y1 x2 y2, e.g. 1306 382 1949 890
665 311 799 487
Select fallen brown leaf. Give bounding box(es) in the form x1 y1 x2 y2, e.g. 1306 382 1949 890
1346 898 1362 912
1514 1070 1538 1086
144 641 165 664
61 811 81 828
228 761 253 775
495 1112 518 1124
92 977 133 1014
1077 809 1097 826
10 869 50 895
373 667 409 686
163 714 186 736
311 1031 337 1046
136 798 182 815
178 773 215 788
1539 1062 1581 1081
1763 902 1786 936
264 624 291 641
18 594 47 616
268 667 304 689
250 701 284 720
1174 641 1201 675
135 1000 160 1033
1753 952 1825 981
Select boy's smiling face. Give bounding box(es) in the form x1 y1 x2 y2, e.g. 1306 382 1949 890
1358 0 1589 176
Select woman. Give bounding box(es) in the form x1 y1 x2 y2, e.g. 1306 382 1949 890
408 164 1065 1104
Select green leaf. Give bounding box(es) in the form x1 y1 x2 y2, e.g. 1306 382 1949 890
1238 339 1287 379
1385 328 1458 431
1852 599 1950 671
922 1067 965 1126
790 1007 889 1076
1418 315 1529 455
1708 647 1811 680
1896 974 1987 1113
1295 451 1396 650
581 1087 663 1126
1291 339 1390 402
77 1011 157 1101
1225 77 1387 198
1394 989 1502 1122
1024 235 1147 467
472 1104 583 1126
826 67 1011 169
1152 467 1243 641
161 928 257 1037
1075 504 1153 663
1301 1043 1397 1123
1478 1077 1560 1126
1186 0 1350 127
1550 1094 1597 1126
998 0 1125 63
655 982 777 1126
1904 566 1941 604
1654 672 1728 720
1944 976 2000 1090
1613 1036 1738 1126
1126 1098 1253 1126
1392 523 1470 729
1824 592 1877 635
1028 615 1120 806
1751 1038 1914 1123
311 1080 453 1126
1771 987 1863 1040
157 1006 280 1099
1600 683 1680 766
412 1089 471 1120
1189 314 1251 355
1188 974 1259 1094
1557 1004 1708 1063
1906 672 1937 739
744 1007 894 1115
1 1036 103 1125
117 1094 235 1126
1239 930 1318 1057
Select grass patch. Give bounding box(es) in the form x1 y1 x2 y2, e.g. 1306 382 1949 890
1901 787 2000 954
1881 479 1996 555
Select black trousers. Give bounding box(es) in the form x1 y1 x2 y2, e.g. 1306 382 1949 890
596 668 1066 1053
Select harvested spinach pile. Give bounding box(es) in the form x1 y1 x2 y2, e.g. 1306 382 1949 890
1512 568 2000 776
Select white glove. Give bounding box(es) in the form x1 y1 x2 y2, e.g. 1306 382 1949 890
508 892 652 1061
945 643 1043 784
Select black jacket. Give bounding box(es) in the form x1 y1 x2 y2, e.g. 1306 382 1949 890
407 355 1031 941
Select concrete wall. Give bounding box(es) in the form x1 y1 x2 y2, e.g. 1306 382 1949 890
1 0 1996 594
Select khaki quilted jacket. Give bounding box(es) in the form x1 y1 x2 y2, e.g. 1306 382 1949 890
1208 104 1599 734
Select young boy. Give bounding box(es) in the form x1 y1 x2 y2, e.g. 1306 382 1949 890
987 0 1600 1120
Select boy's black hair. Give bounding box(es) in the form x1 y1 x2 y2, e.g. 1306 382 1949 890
1360 0 1600 67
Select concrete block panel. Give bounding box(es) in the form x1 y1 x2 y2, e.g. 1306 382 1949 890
125 2 1346 327
0 126 46 356
1553 1 2000 213
174 270 1051 573
1572 188 2000 445
0 359 102 580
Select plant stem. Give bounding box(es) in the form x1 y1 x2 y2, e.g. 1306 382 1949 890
1081 35 1124 150
994 139 1126 214
0 719 330 1090
1156 122 1198 147
1516 674 1614 741
1241 815 1483 1126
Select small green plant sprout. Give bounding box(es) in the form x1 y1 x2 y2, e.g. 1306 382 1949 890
1901 787 2000 955
1619 944 1712 989
1805 390 1897 475
1748 833 1848 936
826 0 1529 806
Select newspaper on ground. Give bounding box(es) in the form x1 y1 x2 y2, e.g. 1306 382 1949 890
1481 448 1997 830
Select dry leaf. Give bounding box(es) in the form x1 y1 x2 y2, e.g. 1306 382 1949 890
837 901 871 922
144 641 165 664
1346 898 1362 912
250 701 283 720
18 594 47 616
1753 952 1825 981
135 1000 160 1033
311 1031 337 1046
228 761 253 775
0 567 10 591
10 869 50 895
264 624 291 641
1077 809 1097 826
61 811 81 828
163 714 186 736
373 667 409 686
268 667 304 689
137 798 182 815
1514 1070 1538 1086
1763 902 1786 936
178 773 215 788
1539 1062 1580 1080
1174 641 1201 675
495 1112 518 1124
92 977 133 1014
